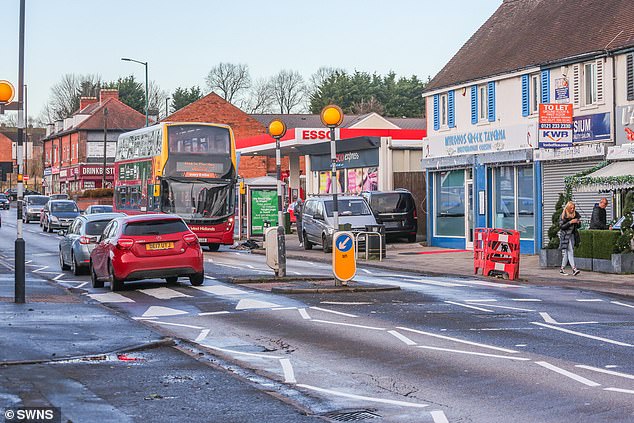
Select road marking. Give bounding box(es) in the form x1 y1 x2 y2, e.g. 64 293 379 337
296 384 428 408
311 319 385 331
246 264 255 269
195 329 210 342
576 299 603 302
32 266 48 273
310 306 357 318
445 301 493 312
538 312 597 325
464 299 497 302
150 321 204 330
214 263 240 269
534 361 601 387
24 260 32 264
87 292 135 303
575 365 634 380
388 330 417 346
604 387 634 395
397 326 518 354
291 271 302 275
193 285 248 296
321 301 374 305
198 311 231 316
75 282 88 289
269 307 298 311
141 306 189 318
531 322 633 347
611 301 634 309
203 345 282 360
416 345 529 361
298 309 311 320
280 358 296 383
361 269 373 274
511 298 542 302
430 410 449 423
406 278 466 287
204 275 218 280
236 299 281 310
138 287 192 300
132 317 157 320
460 280 519 288
474 304 535 312
53 273 65 281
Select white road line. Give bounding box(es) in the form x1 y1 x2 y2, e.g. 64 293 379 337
204 275 217 280
388 330 417 346
138 287 192 300
460 280 520 288
246 264 255 269
298 309 311 320
279 358 296 384
406 278 466 287
430 410 449 423
575 365 634 380
24 260 32 264
87 292 135 303
297 384 428 408
311 319 385 331
291 271 302 275
214 263 240 269
604 387 634 395
203 345 282 360
269 307 298 311
445 301 493 312
464 299 497 302
150 321 204 330
131 317 157 320
198 311 231 316
310 306 357 318
576 299 603 302
474 304 535 312
534 361 601 387
75 282 88 289
195 329 210 342
32 266 48 273
416 345 529 361
141 306 188 318
611 301 634 309
397 326 518 354
531 322 633 347
511 298 542 302
193 285 248 296
361 269 373 274
321 301 374 305
538 312 597 325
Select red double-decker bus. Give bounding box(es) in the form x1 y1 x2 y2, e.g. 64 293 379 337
113 122 236 251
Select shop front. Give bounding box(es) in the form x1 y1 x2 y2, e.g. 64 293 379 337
58 164 114 193
309 148 379 195
423 123 538 253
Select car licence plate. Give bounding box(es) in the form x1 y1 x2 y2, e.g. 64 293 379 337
146 242 174 250
198 238 208 243
384 221 400 228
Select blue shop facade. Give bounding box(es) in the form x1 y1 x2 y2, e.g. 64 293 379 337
422 123 541 254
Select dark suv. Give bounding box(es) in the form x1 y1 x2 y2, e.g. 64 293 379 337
361 190 418 242
41 200 81 232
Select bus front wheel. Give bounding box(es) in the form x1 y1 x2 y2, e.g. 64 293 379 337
206 244 220 252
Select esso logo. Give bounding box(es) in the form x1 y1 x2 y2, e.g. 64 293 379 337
301 130 330 140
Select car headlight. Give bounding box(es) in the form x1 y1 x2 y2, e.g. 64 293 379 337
50 216 59 222
326 226 335 234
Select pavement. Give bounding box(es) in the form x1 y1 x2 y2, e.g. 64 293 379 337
252 234 634 299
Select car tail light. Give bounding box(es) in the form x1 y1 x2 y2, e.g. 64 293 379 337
79 236 95 245
116 238 135 249
413 208 418 220
183 233 198 245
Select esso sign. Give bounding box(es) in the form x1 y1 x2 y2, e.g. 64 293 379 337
301 129 330 140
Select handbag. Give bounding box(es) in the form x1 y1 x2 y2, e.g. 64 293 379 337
574 230 580 248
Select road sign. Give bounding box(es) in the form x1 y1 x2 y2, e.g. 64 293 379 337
333 231 356 282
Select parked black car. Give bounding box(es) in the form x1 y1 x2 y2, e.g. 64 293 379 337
4 188 42 201
0 193 9 210
361 189 418 242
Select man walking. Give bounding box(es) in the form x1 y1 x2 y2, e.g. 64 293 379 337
590 197 611 230
294 198 304 246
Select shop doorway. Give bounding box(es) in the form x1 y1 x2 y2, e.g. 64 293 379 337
465 177 474 250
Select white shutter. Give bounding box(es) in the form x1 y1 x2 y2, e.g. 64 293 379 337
572 64 581 107
595 59 604 104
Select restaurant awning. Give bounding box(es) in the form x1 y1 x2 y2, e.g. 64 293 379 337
574 161 634 192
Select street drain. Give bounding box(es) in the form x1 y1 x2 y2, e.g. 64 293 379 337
321 409 381 421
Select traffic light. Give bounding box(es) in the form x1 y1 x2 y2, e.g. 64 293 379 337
0 80 15 103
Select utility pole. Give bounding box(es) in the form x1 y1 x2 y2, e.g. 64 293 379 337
102 107 108 188
15 0 26 303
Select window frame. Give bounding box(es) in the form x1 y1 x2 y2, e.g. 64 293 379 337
440 93 448 127
530 73 541 115
478 85 488 122
584 62 597 106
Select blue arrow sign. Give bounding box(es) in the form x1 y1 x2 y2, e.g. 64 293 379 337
335 233 353 253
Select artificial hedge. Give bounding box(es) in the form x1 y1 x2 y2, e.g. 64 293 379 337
574 230 594 258
575 230 621 259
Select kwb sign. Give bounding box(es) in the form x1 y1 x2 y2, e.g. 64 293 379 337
538 104 573 148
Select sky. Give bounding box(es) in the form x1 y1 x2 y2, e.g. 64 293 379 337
0 0 501 121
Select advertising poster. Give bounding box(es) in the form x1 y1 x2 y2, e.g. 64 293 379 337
538 104 573 148
250 189 278 235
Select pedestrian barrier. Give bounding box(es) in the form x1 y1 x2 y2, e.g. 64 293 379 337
474 228 521 280
355 232 384 261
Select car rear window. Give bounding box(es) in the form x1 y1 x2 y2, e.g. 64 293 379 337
51 202 79 212
89 206 113 213
27 196 49 206
369 193 413 213
0 194 7 199
324 200 371 217
86 220 113 235
124 219 188 236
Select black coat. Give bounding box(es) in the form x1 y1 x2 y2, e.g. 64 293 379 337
589 204 608 230
559 211 581 250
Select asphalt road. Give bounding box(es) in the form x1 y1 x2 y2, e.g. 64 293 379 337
1 208 634 423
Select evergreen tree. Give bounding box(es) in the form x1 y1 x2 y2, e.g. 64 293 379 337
171 86 203 112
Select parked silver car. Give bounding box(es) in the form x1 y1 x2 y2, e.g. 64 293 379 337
58 212 126 275
301 195 377 253
23 195 50 223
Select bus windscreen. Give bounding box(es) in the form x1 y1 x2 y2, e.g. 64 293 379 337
161 180 233 219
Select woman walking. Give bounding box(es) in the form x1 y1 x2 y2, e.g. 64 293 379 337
559 201 581 276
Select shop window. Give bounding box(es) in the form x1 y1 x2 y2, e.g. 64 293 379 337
530 74 541 115
479 85 488 121
440 94 448 127
493 166 534 239
435 170 465 237
572 60 604 107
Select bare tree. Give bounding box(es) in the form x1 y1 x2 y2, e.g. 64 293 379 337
205 63 251 104
148 81 170 120
270 70 307 114
351 96 385 115
241 78 275 113
308 66 343 95
43 73 102 122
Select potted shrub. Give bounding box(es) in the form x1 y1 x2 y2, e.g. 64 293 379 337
540 192 568 267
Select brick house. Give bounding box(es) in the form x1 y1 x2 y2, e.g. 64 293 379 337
0 126 45 191
42 89 145 195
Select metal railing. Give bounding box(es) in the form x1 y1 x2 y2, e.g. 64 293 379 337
354 232 384 261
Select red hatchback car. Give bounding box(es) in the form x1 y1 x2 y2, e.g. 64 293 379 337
90 214 205 291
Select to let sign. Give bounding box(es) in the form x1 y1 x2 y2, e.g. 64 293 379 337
538 104 573 148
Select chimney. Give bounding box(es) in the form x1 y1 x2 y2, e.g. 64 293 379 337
79 96 98 110
100 89 119 103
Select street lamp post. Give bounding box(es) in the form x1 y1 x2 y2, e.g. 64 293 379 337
102 107 108 188
320 105 344 231
165 97 170 119
121 57 149 127
15 0 26 303
268 119 287 227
